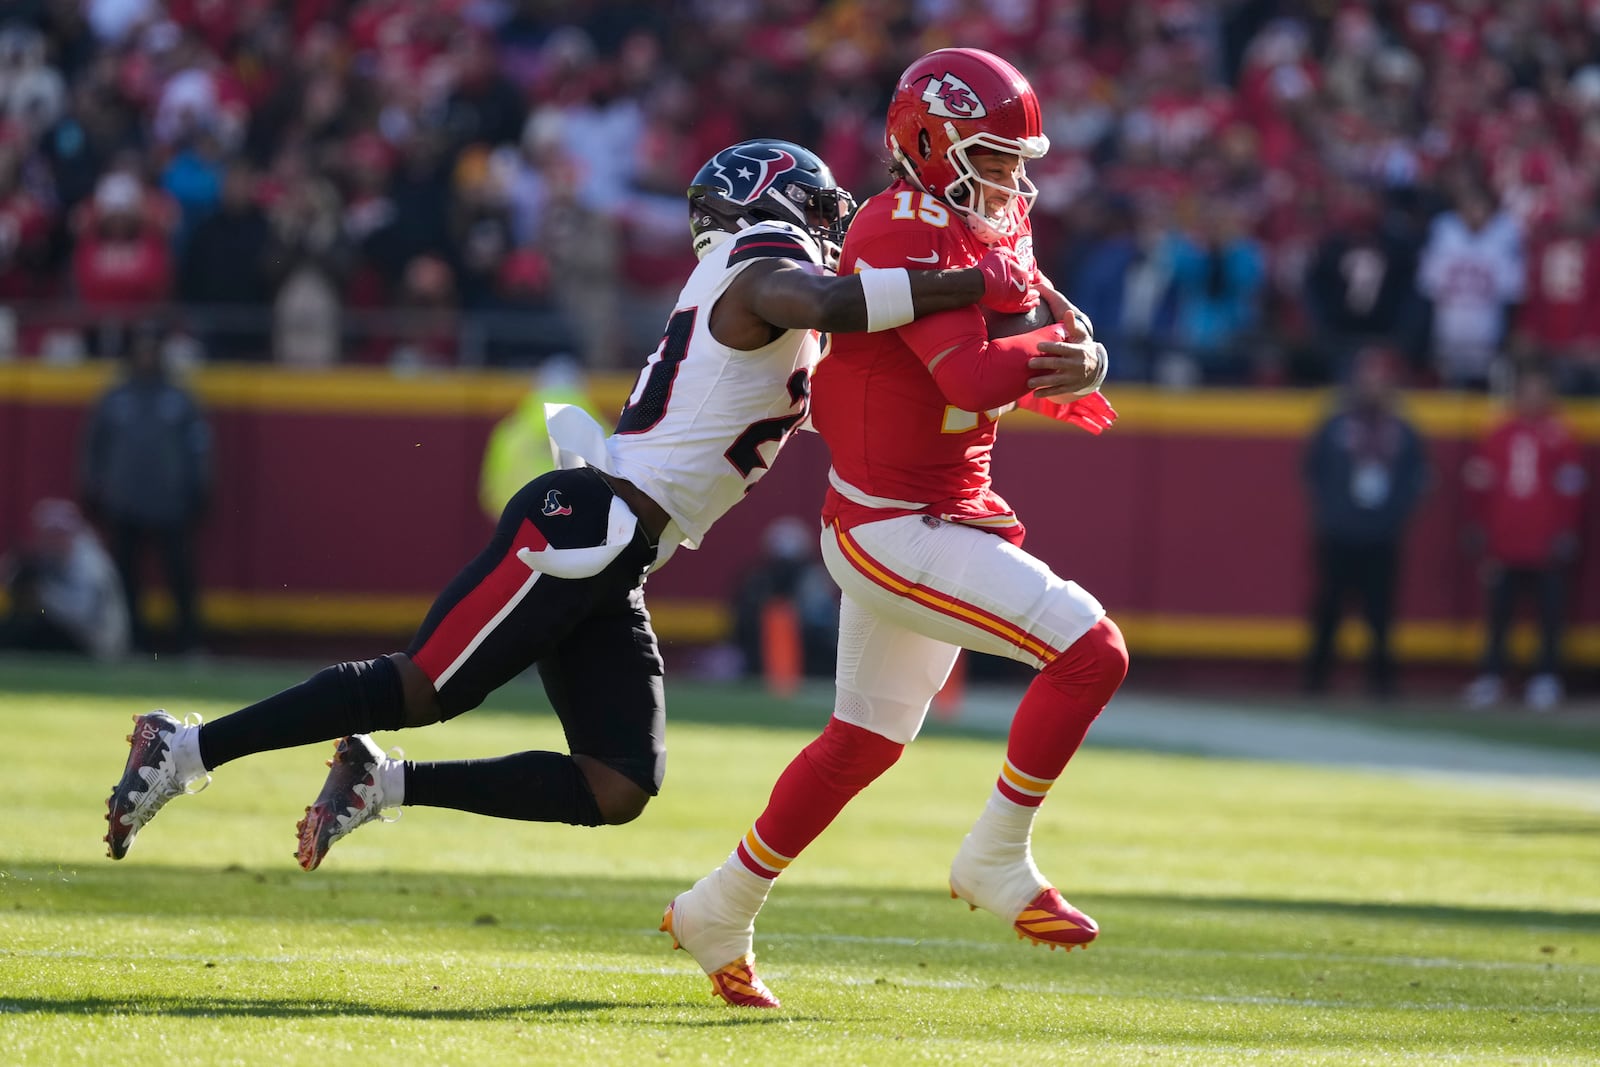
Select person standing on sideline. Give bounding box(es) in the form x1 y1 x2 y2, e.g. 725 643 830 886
80 323 212 653
662 49 1124 1009
0 498 129 660
1301 347 1429 697
478 356 603 522
1461 364 1588 710
101 139 1041 878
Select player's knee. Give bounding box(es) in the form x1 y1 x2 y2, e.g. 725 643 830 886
575 754 653 826
596 783 651 826
391 653 444 728
1084 616 1130 687
803 716 904 793
1041 617 1129 706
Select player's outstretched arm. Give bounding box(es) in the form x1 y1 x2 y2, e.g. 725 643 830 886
730 247 1029 338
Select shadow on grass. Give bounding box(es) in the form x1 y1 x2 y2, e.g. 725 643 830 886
1454 815 1600 837
10 861 1600 934
0 994 804 1025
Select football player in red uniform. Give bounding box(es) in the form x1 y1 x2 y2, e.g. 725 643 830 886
1462 364 1589 710
663 49 1127 1008
103 139 1034 873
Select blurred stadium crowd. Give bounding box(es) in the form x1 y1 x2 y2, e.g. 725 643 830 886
4 0 1600 386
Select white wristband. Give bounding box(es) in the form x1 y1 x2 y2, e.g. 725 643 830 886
859 267 916 332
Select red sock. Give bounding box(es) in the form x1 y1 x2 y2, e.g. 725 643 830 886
736 718 903 879
998 618 1128 805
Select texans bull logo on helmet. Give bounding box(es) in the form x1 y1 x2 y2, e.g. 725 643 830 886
708 143 800 206
919 72 987 119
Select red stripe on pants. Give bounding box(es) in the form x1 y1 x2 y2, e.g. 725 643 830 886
412 519 549 685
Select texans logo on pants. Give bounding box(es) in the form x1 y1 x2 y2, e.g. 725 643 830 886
542 489 573 517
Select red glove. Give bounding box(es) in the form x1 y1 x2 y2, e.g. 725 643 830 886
973 246 1037 313
1017 390 1119 435
1060 391 1118 434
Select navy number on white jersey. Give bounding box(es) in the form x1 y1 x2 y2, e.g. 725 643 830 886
726 368 810 478
617 308 697 435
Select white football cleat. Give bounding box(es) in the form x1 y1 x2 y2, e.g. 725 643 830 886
105 711 210 860
294 734 401 870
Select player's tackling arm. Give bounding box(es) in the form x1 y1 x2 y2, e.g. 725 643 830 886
711 247 1029 350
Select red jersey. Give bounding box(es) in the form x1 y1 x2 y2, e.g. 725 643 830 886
1519 230 1600 351
1462 414 1588 566
72 233 173 310
0 190 52 301
814 180 1058 545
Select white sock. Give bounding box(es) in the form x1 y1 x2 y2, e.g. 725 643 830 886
378 757 406 808
674 852 775 974
967 788 1041 854
951 789 1049 920
172 724 208 782
706 850 775 919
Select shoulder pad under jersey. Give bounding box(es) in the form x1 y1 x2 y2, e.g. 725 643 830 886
725 220 825 268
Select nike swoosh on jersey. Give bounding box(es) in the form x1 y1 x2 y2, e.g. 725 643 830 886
906 251 941 263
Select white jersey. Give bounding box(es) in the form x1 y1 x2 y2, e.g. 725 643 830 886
1418 210 1524 375
604 220 826 548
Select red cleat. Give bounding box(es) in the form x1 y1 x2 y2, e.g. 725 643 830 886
705 956 782 1009
1011 888 1098 949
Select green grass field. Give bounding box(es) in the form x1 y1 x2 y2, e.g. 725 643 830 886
3 656 1597 1065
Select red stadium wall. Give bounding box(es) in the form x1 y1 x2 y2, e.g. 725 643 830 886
4 362 1600 663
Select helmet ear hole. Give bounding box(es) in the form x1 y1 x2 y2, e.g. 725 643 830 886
917 129 931 159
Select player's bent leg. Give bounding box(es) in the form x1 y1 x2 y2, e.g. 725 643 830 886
822 517 1123 948
950 617 1128 949
105 710 210 860
384 472 662 832
663 711 910 1008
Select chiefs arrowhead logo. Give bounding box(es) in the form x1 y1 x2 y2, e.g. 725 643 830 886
919 73 987 119
710 144 798 205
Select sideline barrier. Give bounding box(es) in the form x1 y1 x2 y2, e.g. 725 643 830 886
4 362 1598 662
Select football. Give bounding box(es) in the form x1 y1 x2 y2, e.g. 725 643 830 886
982 301 1059 340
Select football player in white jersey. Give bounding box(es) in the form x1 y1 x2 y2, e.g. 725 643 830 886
103 138 1037 871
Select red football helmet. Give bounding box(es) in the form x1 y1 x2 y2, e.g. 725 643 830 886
885 48 1049 241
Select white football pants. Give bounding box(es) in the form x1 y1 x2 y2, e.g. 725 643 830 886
820 514 1105 745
